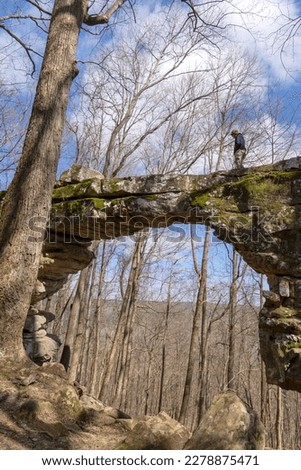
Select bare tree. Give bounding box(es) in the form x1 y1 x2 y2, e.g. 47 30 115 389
0 0 129 362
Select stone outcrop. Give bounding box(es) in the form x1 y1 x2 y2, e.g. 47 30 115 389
23 307 61 365
59 163 105 184
3 158 301 391
184 391 265 450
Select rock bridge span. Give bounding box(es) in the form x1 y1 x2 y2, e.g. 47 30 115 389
23 157 301 392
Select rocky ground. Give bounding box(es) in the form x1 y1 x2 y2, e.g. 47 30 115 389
0 360 190 450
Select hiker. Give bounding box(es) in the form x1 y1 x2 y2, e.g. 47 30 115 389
231 129 246 169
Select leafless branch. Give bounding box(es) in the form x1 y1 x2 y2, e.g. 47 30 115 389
0 23 42 75
84 0 126 26
25 0 52 16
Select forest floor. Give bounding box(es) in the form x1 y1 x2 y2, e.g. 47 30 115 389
0 359 190 450
0 361 130 449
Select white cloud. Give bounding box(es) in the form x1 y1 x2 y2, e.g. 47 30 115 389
223 0 301 81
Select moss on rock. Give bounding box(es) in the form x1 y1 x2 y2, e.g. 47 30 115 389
190 169 300 231
52 198 106 217
52 179 98 200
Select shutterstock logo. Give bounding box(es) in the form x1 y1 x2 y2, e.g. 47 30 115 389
27 206 276 245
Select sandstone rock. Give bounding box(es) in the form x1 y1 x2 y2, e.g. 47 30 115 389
184 391 265 450
262 291 281 307
279 279 290 298
79 395 131 427
41 363 67 378
23 309 61 365
59 164 104 183
120 411 191 450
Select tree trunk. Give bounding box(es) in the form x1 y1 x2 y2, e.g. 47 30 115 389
89 241 108 397
79 245 99 387
98 231 147 403
259 274 268 426
0 0 85 360
158 271 172 413
227 248 238 389
179 226 210 426
112 231 148 409
60 265 91 379
196 228 210 424
276 386 283 450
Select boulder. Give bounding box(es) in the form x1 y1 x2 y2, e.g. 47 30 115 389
59 164 104 183
120 411 191 450
184 391 265 450
23 308 61 365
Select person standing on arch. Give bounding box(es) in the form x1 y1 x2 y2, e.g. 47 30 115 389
231 129 246 169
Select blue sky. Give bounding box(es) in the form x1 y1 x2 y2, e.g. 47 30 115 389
1 0 301 182
1 1 301 133
0 0 293 301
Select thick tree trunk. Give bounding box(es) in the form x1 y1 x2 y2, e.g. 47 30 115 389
0 0 85 360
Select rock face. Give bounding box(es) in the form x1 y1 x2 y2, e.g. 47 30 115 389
59 163 104 184
11 156 301 391
184 391 265 450
23 307 61 365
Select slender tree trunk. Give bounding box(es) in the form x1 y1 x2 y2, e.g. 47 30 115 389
144 352 153 416
227 248 238 389
276 387 283 450
89 242 108 397
0 0 85 360
112 231 148 408
77 243 99 385
179 226 210 425
69 263 94 383
98 231 147 403
259 274 268 425
197 228 210 423
60 265 91 378
158 273 172 413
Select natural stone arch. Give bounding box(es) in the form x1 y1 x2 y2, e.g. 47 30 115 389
4 157 301 392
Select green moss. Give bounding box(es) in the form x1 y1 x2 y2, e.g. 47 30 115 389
52 198 106 216
144 194 159 201
59 387 84 419
270 307 299 318
191 191 210 207
284 341 301 351
107 196 136 206
91 198 106 210
229 173 290 209
277 339 301 358
104 178 123 193
52 179 97 201
190 169 300 226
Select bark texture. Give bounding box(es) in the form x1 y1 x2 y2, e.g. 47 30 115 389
0 0 85 359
